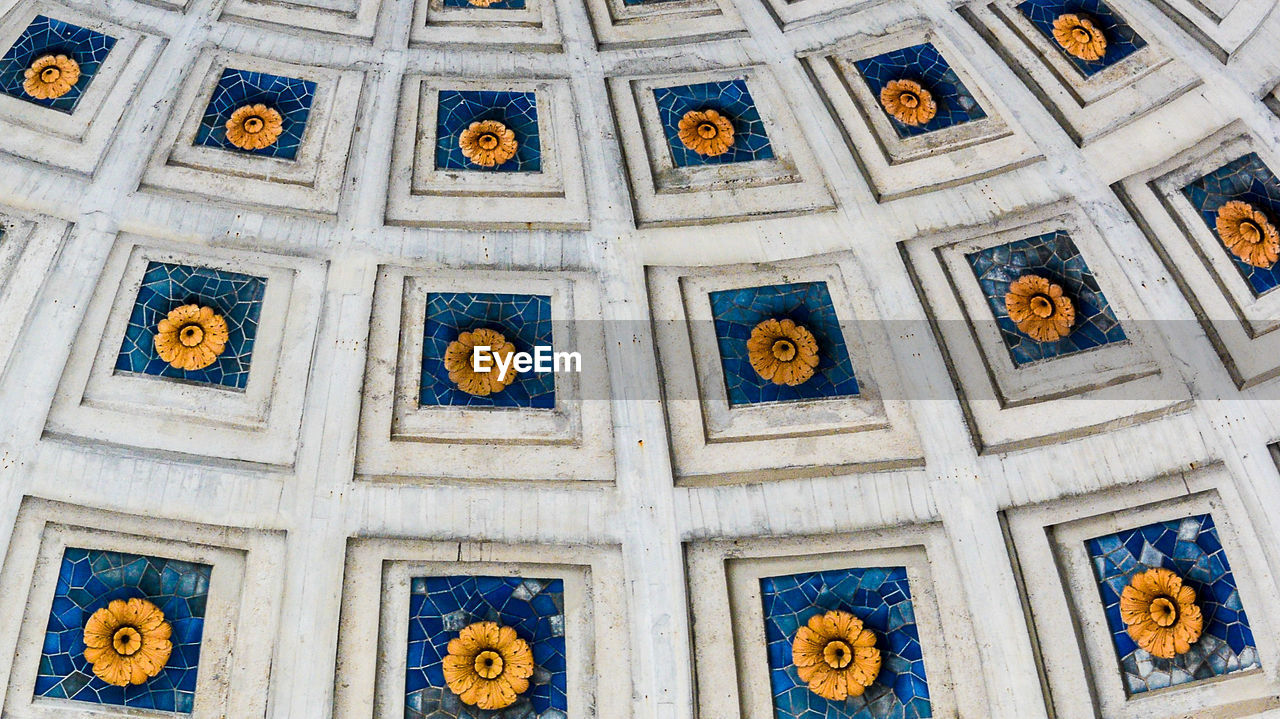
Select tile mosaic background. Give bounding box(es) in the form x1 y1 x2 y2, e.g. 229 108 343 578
0 15 116 113
35 548 210 713
760 566 932 719
405 575 566 719
194 67 316 160
114 261 266 390
1182 153 1280 297
1016 0 1146 77
435 90 542 172
709 281 860 405
966 231 1127 366
442 0 526 7
652 79 776 168
1086 513 1259 694
854 43 987 138
420 291 556 409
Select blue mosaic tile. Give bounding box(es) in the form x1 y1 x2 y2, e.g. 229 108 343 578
1016 0 1146 77
435 90 541 172
35 548 210 713
709 282 860 406
113 262 266 390
966 231 1127 366
1182 153 1280 297
420 292 555 409
853 43 987 138
653 79 775 168
0 15 116 113
760 566 931 719
1086 514 1259 695
193 68 316 160
405 576 566 719
442 0 526 8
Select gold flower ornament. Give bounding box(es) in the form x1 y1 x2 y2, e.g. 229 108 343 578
747 318 820 386
792 610 881 701
226 103 284 150
880 79 936 127
1005 274 1075 342
154 304 230 371
1120 568 1204 659
23 54 80 100
443 621 535 710
1053 14 1108 61
1216 200 1280 268
678 109 735 157
83 598 173 687
459 120 518 167
444 328 517 396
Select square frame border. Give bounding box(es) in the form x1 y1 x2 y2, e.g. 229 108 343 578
957 0 1202 146
0 497 285 719
801 21 1041 201
647 251 923 486
608 65 835 228
331 538 631 719
685 525 990 719
356 266 615 484
1114 121 1280 389
386 75 589 230
141 49 365 217
1004 464 1280 718
899 200 1189 453
46 232 327 467
0 2 161 176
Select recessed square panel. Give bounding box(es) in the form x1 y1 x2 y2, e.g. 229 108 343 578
419 291 555 409
709 282 859 406
853 43 987 138
194 68 316 161
140 51 364 216
1180 153 1280 298
113 262 266 390
1004 471 1280 717
0 498 286 719
404 576 566 718
803 26 1040 201
334 540 628 719
47 235 325 466
357 269 612 482
1015 0 1146 76
1114 125 1280 387
1086 514 1259 694
900 203 1187 452
411 0 560 50
647 257 921 483
607 66 834 226
653 79 774 167
959 0 1201 147
443 0 524 7
0 15 116 113
580 0 745 49
434 90 540 172
966 231 1127 366
759 566 931 719
387 77 587 228
36 548 210 713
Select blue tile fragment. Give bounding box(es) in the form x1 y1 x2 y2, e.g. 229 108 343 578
36 548 210 713
1085 514 1259 695
405 575 566 718
760 566 932 719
